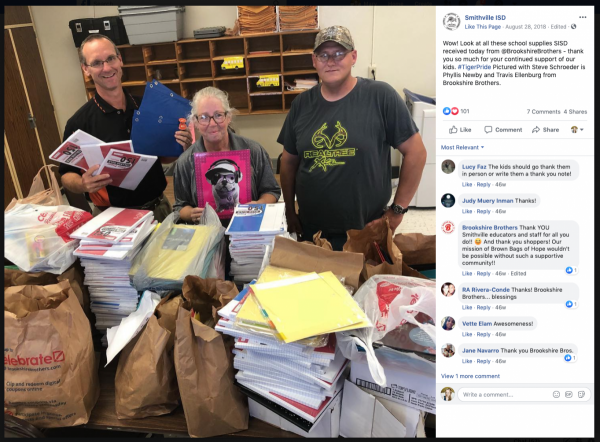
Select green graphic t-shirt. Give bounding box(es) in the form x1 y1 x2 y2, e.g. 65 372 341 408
277 77 419 234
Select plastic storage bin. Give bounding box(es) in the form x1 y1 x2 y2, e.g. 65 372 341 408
118 6 184 45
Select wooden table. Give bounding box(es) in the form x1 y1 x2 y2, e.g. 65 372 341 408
84 363 300 438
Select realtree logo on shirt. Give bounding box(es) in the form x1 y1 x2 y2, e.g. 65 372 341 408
305 121 357 172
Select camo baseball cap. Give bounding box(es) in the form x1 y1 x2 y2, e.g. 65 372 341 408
313 26 354 52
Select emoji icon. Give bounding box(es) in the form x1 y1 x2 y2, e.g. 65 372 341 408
474 238 482 245
553 391 560 398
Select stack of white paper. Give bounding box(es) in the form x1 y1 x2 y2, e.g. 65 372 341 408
215 288 348 424
71 210 157 346
225 204 287 284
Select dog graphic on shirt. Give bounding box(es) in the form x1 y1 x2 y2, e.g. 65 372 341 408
205 159 243 212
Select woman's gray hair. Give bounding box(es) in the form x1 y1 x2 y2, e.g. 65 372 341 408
188 86 237 126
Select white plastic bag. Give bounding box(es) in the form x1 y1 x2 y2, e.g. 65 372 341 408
337 275 436 386
130 205 225 291
4 203 92 274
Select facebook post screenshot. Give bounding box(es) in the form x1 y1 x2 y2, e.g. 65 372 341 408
436 5 594 438
2 4 593 440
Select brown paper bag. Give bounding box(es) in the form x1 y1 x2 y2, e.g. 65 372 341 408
344 218 403 284
115 294 183 419
174 276 248 438
393 233 436 266
4 263 91 317
4 280 99 427
5 164 62 212
270 236 363 290
302 230 333 251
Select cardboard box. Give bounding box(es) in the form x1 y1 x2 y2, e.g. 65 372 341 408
248 391 342 438
350 346 436 414
340 380 425 438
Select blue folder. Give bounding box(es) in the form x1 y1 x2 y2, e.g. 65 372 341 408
131 80 193 156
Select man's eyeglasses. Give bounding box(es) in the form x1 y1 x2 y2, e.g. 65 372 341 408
195 112 228 126
85 54 120 69
314 50 350 64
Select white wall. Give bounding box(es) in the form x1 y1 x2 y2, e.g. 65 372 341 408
31 6 434 159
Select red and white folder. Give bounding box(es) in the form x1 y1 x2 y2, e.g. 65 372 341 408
49 129 103 170
97 149 157 190
82 141 134 170
70 207 153 244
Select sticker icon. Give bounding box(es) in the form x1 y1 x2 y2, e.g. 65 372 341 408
441 221 455 234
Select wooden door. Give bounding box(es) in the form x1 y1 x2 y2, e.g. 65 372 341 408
4 148 20 207
4 6 62 208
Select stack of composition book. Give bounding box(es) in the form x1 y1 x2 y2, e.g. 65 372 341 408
215 266 371 431
225 204 287 284
69 207 156 346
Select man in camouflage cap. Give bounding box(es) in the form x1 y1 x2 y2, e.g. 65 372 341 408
313 25 354 51
278 25 427 250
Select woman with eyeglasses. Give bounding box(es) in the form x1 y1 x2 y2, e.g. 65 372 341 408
172 87 281 225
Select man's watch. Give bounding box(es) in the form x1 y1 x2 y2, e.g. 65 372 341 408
389 203 409 215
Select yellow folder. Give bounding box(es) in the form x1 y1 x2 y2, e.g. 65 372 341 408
249 271 371 343
235 266 309 327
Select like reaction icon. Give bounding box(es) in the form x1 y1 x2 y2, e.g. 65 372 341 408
450 126 458 134
443 107 451 115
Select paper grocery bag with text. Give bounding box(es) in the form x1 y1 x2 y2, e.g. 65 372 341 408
270 236 363 290
343 218 403 285
393 233 436 266
174 276 248 437
4 280 99 427
115 294 183 419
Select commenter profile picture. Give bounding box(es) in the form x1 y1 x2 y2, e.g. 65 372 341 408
442 344 456 358
441 193 456 208
441 159 455 174
442 316 456 330
442 387 455 401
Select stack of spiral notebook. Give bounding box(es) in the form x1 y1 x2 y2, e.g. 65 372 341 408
70 210 157 346
225 204 287 284
216 284 348 431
